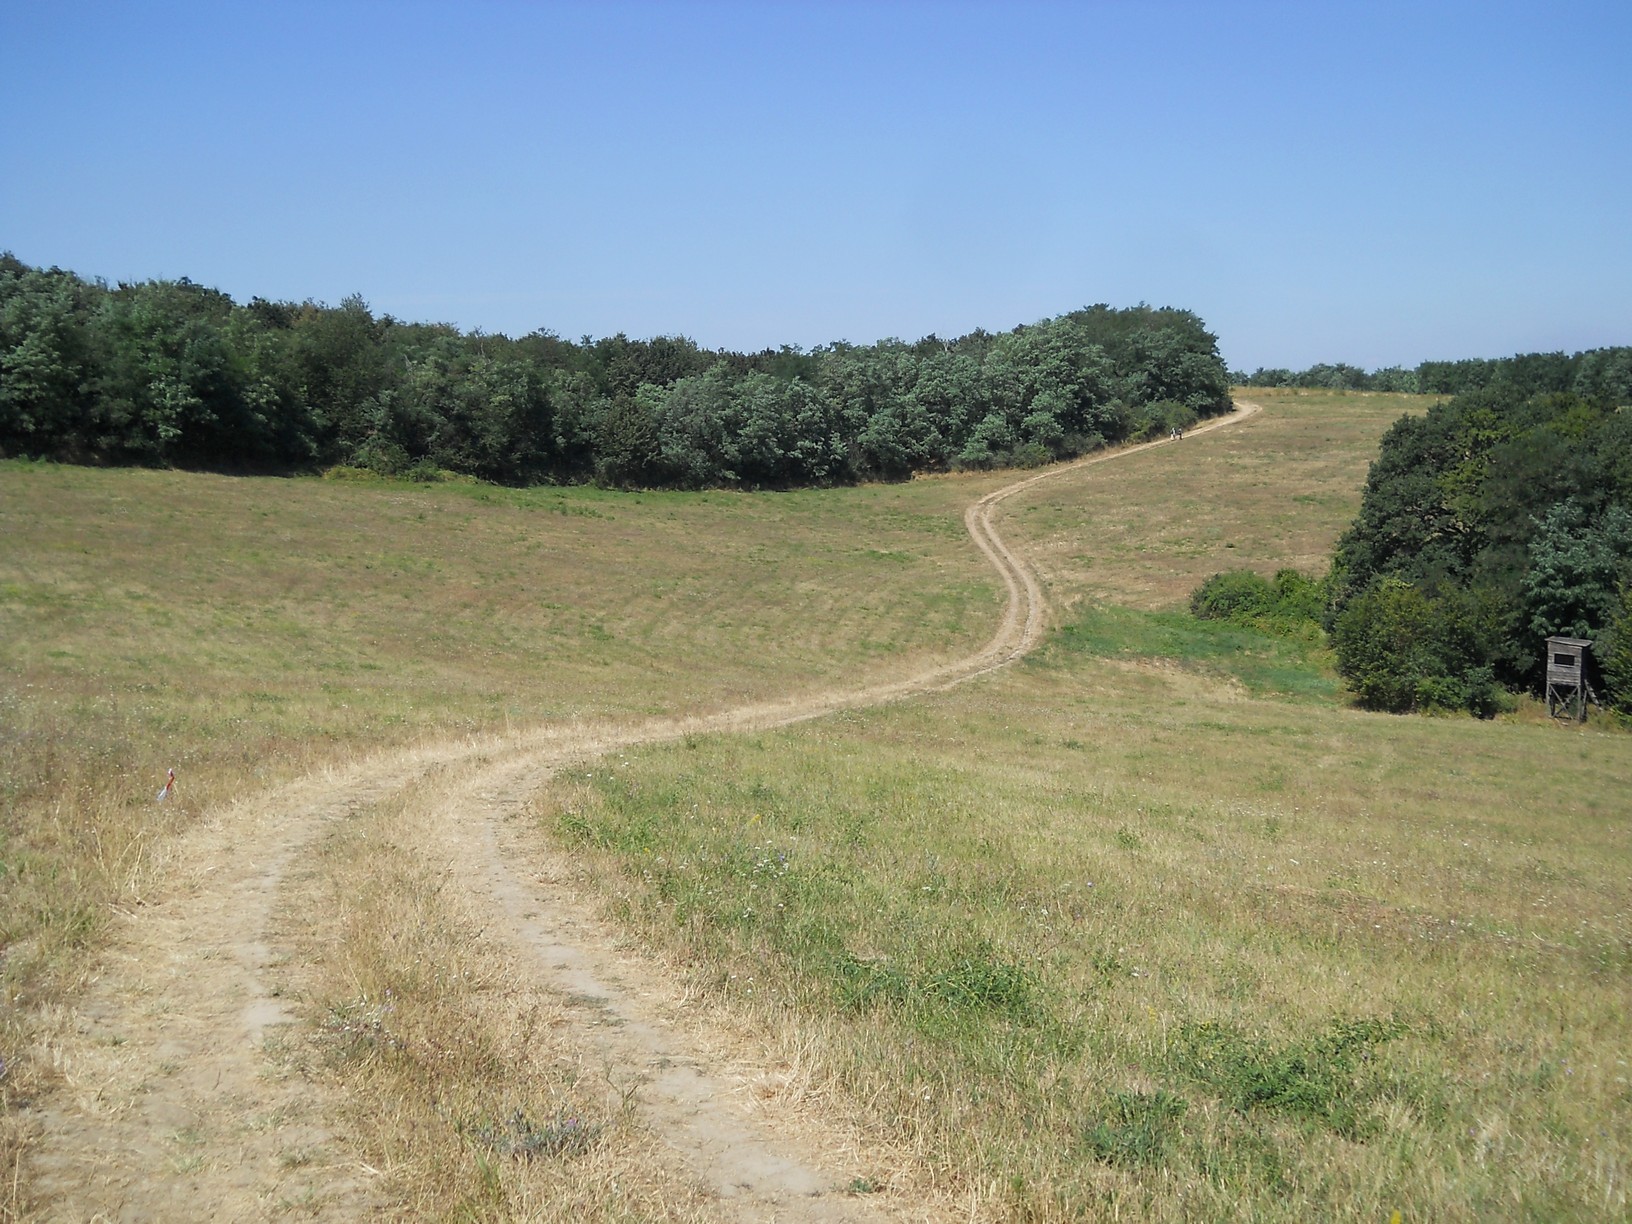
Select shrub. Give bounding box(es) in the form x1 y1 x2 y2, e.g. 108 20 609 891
1331 579 1504 715
320 464 387 483
1010 441 1051 469
1332 580 1445 712
1268 568 1327 624
1129 399 1198 441
350 436 411 477
1062 430 1106 457
1191 568 1326 637
1191 570 1275 622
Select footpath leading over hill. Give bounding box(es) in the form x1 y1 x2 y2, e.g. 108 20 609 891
22 404 1260 1221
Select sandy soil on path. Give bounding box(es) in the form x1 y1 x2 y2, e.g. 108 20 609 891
19 405 1259 1222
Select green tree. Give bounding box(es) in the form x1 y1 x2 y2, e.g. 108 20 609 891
86 278 267 465
781 379 848 484
1520 501 1632 641
1328 409 1475 610
1602 586 1632 712
289 295 392 459
440 354 552 481
956 411 1014 469
0 262 96 455
595 385 662 487
544 369 605 480
655 365 737 486
0 254 1239 488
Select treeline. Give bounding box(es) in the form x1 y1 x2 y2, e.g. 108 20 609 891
1198 382 1632 716
1232 347 1632 400
0 253 1232 488
1231 362 1423 392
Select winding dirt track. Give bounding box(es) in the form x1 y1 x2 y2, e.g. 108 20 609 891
24 405 1257 1221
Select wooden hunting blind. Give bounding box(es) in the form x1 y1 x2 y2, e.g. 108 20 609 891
1545 636 1597 721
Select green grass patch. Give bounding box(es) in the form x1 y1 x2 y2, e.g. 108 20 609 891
1082 1090 1188 1168
1170 1015 1411 1138
1046 603 1340 701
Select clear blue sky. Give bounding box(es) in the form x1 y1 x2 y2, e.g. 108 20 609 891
3 1 1628 372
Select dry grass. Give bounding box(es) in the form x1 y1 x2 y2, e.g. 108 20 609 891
0 461 1001 1218
541 669 1631 1219
1016 387 1434 612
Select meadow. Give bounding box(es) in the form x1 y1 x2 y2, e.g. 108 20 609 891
0 458 1000 1215
529 390 1631 1219
3 388 1628 1220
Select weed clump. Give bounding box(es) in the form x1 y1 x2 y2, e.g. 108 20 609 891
1170 1015 1409 1138
320 995 403 1065
834 953 911 1009
921 954 1036 1017
1082 1089 1188 1167
458 1107 603 1160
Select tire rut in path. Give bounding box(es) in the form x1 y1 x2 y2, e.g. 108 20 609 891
20 404 1258 1221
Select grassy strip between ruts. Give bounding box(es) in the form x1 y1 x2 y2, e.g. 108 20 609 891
265 767 724 1220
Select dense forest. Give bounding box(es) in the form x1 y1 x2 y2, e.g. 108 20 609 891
1325 384 1632 714
0 254 1232 488
1232 348 1632 399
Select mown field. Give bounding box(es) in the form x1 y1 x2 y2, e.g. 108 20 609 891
4 388 1628 1221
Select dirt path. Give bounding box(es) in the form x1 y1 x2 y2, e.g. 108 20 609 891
21 405 1258 1221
